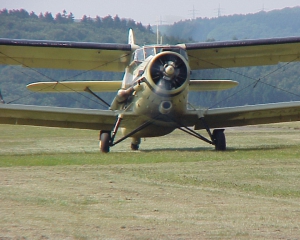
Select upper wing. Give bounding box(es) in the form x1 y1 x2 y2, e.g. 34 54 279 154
27 81 122 92
194 101 300 130
183 36 300 70
0 38 132 72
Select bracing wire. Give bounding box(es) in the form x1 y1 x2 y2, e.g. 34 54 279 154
188 54 300 109
0 50 131 108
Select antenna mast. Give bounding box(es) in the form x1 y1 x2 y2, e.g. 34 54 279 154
156 16 166 44
214 4 224 17
188 5 199 20
217 4 222 17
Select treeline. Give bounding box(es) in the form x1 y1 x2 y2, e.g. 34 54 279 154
0 8 152 33
0 8 156 44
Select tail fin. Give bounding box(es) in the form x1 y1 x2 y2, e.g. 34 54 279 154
128 29 135 45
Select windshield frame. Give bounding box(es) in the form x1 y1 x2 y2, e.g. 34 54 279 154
132 46 189 63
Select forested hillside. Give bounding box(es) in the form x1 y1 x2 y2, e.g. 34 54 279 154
165 7 300 41
0 8 300 109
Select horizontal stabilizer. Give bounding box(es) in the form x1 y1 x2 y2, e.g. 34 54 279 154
189 80 238 91
27 81 122 93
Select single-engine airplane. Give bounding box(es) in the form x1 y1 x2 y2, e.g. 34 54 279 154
0 29 300 152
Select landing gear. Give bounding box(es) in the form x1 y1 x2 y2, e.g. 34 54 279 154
99 131 111 153
176 117 227 151
131 137 141 151
213 129 226 151
131 143 139 150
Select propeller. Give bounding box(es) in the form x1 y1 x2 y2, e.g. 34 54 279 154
150 53 188 91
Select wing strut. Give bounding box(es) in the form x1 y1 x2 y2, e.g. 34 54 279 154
84 87 110 108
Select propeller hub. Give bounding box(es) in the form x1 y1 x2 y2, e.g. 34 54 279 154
164 64 175 77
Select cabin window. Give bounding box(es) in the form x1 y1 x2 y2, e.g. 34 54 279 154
144 47 155 58
132 46 188 63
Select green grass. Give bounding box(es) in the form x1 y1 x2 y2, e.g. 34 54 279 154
0 123 299 167
1 123 300 239
0 145 299 167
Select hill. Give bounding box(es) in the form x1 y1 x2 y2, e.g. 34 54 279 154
164 7 300 41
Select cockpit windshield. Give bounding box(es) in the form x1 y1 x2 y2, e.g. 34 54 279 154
132 46 188 63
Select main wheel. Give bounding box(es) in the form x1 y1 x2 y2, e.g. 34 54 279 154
213 129 226 151
131 137 141 151
99 131 111 153
131 143 139 151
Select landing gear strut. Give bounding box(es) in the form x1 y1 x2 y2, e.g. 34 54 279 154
99 115 156 152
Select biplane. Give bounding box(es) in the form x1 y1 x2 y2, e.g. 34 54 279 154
0 29 300 152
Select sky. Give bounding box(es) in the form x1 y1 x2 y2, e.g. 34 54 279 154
1 0 300 25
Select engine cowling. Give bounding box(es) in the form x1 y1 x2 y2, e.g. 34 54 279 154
146 51 190 96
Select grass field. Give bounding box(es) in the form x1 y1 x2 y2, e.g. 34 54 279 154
0 123 300 239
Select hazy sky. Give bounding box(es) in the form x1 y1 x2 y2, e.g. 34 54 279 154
1 0 299 25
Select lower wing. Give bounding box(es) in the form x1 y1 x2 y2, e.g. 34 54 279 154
26 80 238 93
1 101 300 131
0 104 118 130
194 101 300 129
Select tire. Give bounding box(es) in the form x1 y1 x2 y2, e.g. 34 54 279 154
213 129 226 151
100 131 111 153
131 143 139 151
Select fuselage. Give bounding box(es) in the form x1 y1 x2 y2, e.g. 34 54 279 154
110 45 191 138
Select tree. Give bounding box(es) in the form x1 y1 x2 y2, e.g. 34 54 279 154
29 11 38 19
113 15 121 28
67 12 75 23
55 13 64 23
44 12 54 22
80 15 88 23
102 15 113 27
95 15 102 27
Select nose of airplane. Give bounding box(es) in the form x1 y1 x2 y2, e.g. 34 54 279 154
149 52 189 91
